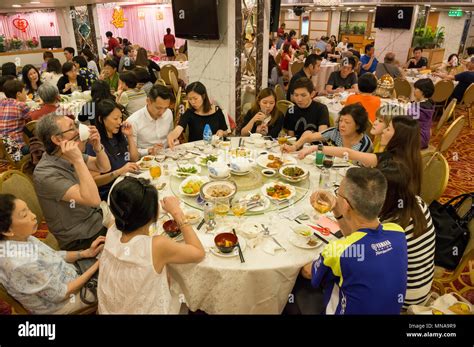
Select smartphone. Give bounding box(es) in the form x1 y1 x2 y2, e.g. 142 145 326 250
333 230 344 239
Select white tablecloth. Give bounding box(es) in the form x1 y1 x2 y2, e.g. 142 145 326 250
289 61 340 94
134 137 345 314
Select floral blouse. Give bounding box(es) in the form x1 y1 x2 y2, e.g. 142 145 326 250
0 236 78 314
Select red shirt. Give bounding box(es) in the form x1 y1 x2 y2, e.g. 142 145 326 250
29 104 58 121
277 27 284 37
0 98 31 146
163 34 176 48
107 37 120 52
280 52 291 71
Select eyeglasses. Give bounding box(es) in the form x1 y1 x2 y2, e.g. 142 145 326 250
334 186 353 209
57 119 80 140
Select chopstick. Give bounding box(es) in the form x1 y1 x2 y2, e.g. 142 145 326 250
238 138 243 147
197 219 205 230
313 232 329 244
232 228 245 263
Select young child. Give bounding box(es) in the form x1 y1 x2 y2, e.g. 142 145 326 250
409 78 435 149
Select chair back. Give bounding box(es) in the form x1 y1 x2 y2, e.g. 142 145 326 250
275 53 282 65
437 116 465 153
169 69 179 96
434 98 457 135
0 139 31 171
394 78 412 98
155 78 167 86
291 61 304 76
175 53 187 62
0 170 43 223
274 84 285 101
174 86 182 121
461 83 474 106
160 64 179 85
158 43 166 55
432 80 454 103
276 100 294 115
22 120 38 146
421 151 449 204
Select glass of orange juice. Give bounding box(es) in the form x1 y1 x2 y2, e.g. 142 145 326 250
214 199 230 225
231 200 247 228
149 165 162 182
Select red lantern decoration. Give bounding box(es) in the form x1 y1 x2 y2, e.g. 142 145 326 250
13 16 29 33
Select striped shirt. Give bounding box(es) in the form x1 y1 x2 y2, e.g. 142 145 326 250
381 196 436 309
321 127 373 152
0 98 30 147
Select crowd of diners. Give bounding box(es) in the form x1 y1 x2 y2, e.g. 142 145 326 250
0 25 472 315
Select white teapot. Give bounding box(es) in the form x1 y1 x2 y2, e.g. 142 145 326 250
207 161 230 178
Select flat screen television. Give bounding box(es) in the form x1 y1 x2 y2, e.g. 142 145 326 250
171 0 219 40
374 6 414 29
40 36 62 49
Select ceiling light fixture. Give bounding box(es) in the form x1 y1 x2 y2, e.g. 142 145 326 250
12 4 22 7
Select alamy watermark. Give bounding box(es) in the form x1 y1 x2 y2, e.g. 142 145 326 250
0 243 38 260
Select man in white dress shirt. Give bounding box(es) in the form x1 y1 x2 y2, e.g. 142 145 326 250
336 37 349 53
127 84 174 157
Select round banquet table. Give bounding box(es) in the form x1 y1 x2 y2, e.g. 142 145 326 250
289 60 340 94
132 137 348 314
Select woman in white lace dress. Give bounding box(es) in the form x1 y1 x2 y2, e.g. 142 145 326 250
40 58 62 88
0 194 104 314
98 177 205 314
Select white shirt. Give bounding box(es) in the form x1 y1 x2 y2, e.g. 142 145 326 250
97 225 180 314
127 106 174 157
337 42 348 52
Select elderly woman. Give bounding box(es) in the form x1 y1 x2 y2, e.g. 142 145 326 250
57 62 88 95
283 103 372 153
0 194 104 314
28 83 60 121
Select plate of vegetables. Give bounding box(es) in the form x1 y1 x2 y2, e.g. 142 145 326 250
171 163 201 178
279 165 309 183
195 154 218 166
179 175 209 197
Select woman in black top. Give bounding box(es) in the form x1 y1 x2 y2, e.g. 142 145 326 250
239 88 283 138
135 47 160 84
57 62 88 95
21 64 42 98
78 80 115 124
167 81 228 147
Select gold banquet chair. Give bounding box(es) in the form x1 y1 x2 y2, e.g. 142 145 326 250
291 61 304 76
433 98 457 137
427 116 466 155
168 69 180 97
22 120 38 147
276 100 294 115
274 84 285 101
421 152 449 205
160 64 179 86
394 78 412 99
458 83 474 128
432 80 454 110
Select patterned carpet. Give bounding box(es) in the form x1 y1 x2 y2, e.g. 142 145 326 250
0 117 472 314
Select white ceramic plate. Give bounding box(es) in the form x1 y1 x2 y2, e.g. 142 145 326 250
209 237 247 258
256 153 297 169
279 165 309 183
261 181 296 201
230 169 250 176
179 175 209 197
287 232 321 249
171 163 201 178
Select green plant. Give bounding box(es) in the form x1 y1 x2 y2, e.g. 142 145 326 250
343 24 351 34
413 26 445 49
352 25 360 35
9 37 23 50
0 35 5 53
359 25 366 36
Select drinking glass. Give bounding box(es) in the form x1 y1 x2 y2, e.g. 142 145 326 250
149 164 162 183
214 199 230 225
231 200 247 228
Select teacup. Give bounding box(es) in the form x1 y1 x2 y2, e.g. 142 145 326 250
78 123 90 142
207 161 230 178
293 225 313 243
230 158 252 173
250 133 262 140
254 138 265 148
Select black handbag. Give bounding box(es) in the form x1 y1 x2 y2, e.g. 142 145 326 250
429 193 473 270
75 258 99 305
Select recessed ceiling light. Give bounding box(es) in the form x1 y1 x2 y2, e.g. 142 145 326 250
432 7 437 10
30 1 40 3
346 7 351 10
317 7 321 10
12 4 22 7
369 9 374 12
360 6 365 8
339 4 344 7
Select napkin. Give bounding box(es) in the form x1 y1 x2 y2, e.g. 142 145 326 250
262 239 285 255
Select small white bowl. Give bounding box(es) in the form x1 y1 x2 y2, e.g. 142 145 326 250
254 138 265 148
293 225 313 242
261 168 276 177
